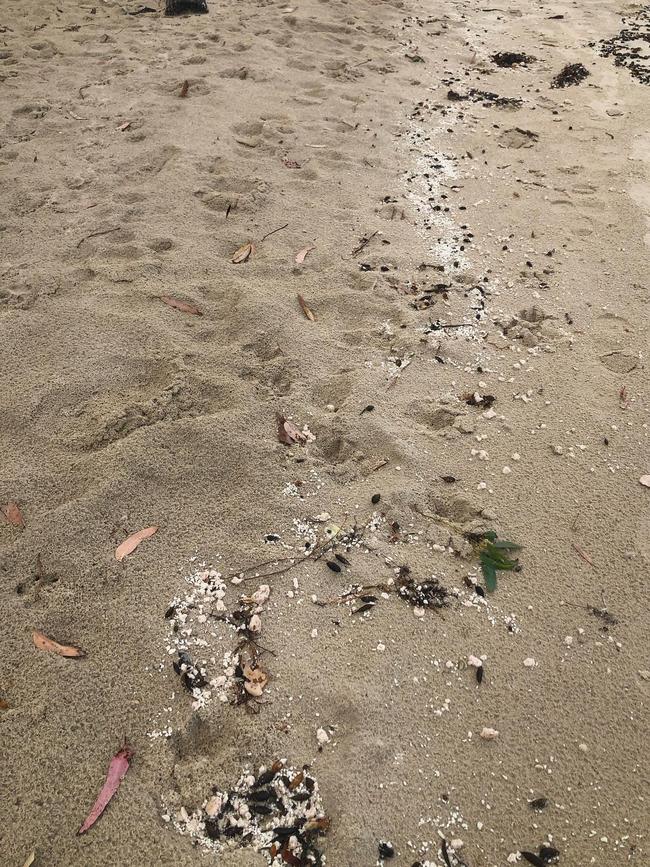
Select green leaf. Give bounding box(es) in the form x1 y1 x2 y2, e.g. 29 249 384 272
481 560 497 592
492 539 523 551
483 547 517 570
482 530 497 542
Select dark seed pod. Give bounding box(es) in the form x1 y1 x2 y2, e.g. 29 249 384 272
440 475 457 483
164 605 177 619
529 797 548 810
378 841 395 858
326 561 341 573
440 838 452 867
250 803 273 815
521 853 546 867
360 404 375 415
353 601 376 615
249 789 274 802
360 595 378 603
254 769 276 787
476 665 484 684
335 553 350 566
223 825 243 838
371 493 381 504
539 846 560 863
475 584 486 597
204 817 221 840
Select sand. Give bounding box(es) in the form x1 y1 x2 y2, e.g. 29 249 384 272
1 0 649 865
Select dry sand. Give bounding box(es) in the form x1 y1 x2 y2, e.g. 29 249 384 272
1 0 649 865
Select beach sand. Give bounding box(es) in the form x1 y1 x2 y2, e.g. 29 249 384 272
1 0 648 865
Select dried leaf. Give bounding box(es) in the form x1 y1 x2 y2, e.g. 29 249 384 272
571 542 594 567
0 698 9 710
115 526 158 561
160 296 202 316
277 416 306 446
640 474 650 488
32 630 86 659
179 79 189 98
78 745 134 835
21 853 35 867
118 121 131 132
295 245 315 264
288 770 304 790
1 501 24 527
304 816 331 833
231 242 253 264
297 294 316 322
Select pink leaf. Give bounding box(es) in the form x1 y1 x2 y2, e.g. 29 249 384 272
294 245 315 264
115 526 158 561
78 745 134 835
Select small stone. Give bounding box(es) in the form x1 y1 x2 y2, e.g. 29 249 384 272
316 727 330 748
482 408 497 419
502 465 512 474
552 445 564 455
205 795 223 817
451 839 464 850
579 742 588 753
376 643 386 652
523 657 536 668
480 726 499 741
248 614 262 634
564 635 573 646
468 654 483 668
378 841 395 859
414 606 425 618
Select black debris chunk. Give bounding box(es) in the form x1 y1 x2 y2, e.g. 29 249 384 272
551 62 590 88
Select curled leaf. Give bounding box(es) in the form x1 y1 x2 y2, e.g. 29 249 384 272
179 79 189 98
33 630 86 658
78 745 134 834
295 245 315 264
231 242 253 264
1 501 24 528
115 526 158 561
21 853 35 867
160 296 202 316
297 294 316 322
277 415 306 445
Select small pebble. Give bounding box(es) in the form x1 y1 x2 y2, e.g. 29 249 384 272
523 657 536 668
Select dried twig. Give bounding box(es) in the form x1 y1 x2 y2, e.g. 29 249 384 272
259 223 289 243
76 227 121 248
351 230 378 257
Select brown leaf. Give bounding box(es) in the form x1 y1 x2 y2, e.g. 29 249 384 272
179 79 189 98
297 294 316 322
32 630 86 659
277 415 306 446
118 121 131 132
115 526 158 561
21 853 35 867
288 770 304 790
304 816 331 833
1 501 24 528
78 744 134 834
0 698 9 710
160 296 202 316
231 242 253 264
295 245 315 264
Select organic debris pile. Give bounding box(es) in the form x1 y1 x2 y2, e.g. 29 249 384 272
491 51 535 67
597 6 650 85
396 566 449 611
551 62 590 88
164 568 272 713
166 761 330 866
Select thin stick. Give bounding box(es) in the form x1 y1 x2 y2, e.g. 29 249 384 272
571 542 594 568
76 227 121 248
351 230 378 257
259 223 289 243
